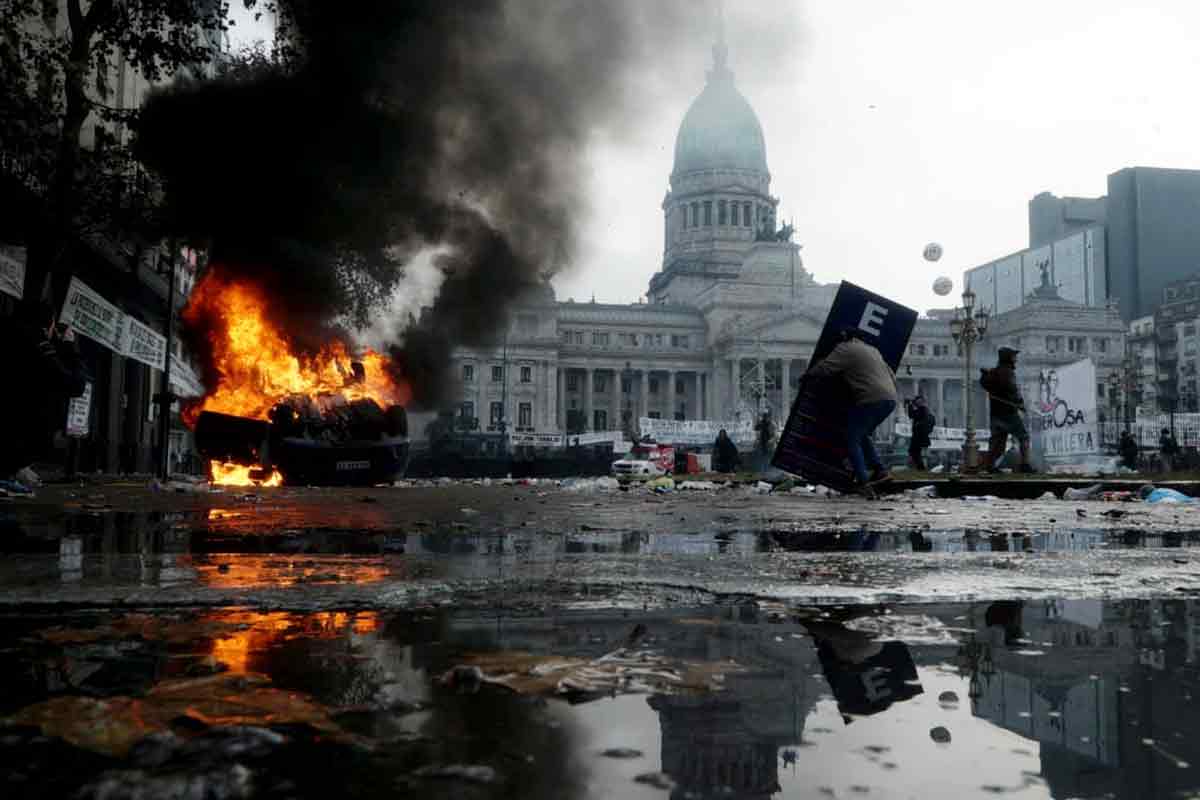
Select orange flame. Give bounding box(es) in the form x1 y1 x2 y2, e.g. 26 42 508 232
210 461 284 488
182 268 410 426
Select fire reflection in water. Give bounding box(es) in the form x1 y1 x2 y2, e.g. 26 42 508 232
207 610 382 674
196 557 390 589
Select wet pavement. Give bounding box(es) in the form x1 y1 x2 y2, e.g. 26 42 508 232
4 600 1200 798
3 482 1200 797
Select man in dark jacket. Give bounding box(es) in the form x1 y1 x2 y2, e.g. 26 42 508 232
1160 427 1180 473
905 394 934 470
0 306 88 489
1120 430 1139 471
981 346 1034 473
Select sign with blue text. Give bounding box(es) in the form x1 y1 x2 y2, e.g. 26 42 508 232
772 282 917 489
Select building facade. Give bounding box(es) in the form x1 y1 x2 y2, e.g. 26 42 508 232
448 39 1128 443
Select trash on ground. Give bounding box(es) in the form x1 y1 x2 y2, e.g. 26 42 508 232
678 480 717 491
904 485 937 499
753 481 773 494
1037 491 1058 500
1146 488 1196 504
561 477 621 493
1062 484 1103 501
962 495 999 502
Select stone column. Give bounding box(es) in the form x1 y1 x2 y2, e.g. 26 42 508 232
640 369 649 421
780 359 791 409
556 367 564 430
667 370 677 421
730 357 741 413
936 378 946 428
583 368 593 431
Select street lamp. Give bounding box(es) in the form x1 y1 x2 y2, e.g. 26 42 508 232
1107 371 1121 445
949 288 989 471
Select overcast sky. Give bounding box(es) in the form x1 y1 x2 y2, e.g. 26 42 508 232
231 1 1200 316
560 0 1200 314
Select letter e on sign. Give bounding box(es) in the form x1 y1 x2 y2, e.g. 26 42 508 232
858 302 888 337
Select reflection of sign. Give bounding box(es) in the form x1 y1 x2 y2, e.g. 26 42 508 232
508 432 564 447
122 316 167 371
1032 358 1097 457
59 277 124 352
66 382 92 437
639 418 754 446
0 244 25 300
774 282 917 488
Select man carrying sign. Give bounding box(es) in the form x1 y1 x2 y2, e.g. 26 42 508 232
804 328 898 496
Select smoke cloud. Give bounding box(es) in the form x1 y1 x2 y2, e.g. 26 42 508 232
136 0 801 409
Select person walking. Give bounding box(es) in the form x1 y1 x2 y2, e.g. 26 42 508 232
1120 430 1139 471
905 394 934 471
755 411 775 457
1159 427 1180 473
805 328 897 496
981 347 1034 473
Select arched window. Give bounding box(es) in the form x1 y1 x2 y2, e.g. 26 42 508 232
690 202 699 227
718 200 727 225
703 201 712 226
743 202 752 227
680 205 687 230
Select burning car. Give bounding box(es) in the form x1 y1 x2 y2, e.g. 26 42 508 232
183 269 412 487
195 393 409 487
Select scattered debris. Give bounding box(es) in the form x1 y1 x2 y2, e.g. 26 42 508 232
1062 484 1103 501
412 764 499 784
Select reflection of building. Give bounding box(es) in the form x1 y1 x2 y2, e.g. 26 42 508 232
965 599 1200 799
447 605 827 799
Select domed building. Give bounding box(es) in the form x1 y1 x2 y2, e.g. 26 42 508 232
442 32 1126 459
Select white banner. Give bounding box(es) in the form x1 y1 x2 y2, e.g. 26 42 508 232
122 315 167 371
65 382 92 437
59 276 124 352
508 431 564 448
0 244 25 300
639 417 755 446
1031 358 1098 458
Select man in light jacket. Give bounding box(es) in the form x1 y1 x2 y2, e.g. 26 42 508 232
806 328 898 495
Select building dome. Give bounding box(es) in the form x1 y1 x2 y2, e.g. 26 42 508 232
672 47 767 178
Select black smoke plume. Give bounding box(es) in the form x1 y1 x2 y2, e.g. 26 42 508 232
135 0 799 409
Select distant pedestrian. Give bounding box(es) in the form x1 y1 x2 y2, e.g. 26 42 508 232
712 429 741 473
806 328 897 497
755 411 775 457
905 394 934 471
981 347 1034 473
1120 430 1139 471
1159 427 1180 473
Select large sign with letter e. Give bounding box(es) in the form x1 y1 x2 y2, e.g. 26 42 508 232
772 281 917 489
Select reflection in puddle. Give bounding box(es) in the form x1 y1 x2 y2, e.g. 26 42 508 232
5 599 1200 797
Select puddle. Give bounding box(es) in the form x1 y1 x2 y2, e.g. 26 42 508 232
4 599 1200 797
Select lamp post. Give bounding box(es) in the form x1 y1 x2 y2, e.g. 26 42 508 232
949 288 989 471
1107 371 1121 446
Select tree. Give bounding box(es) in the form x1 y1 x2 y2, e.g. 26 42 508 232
0 0 246 311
